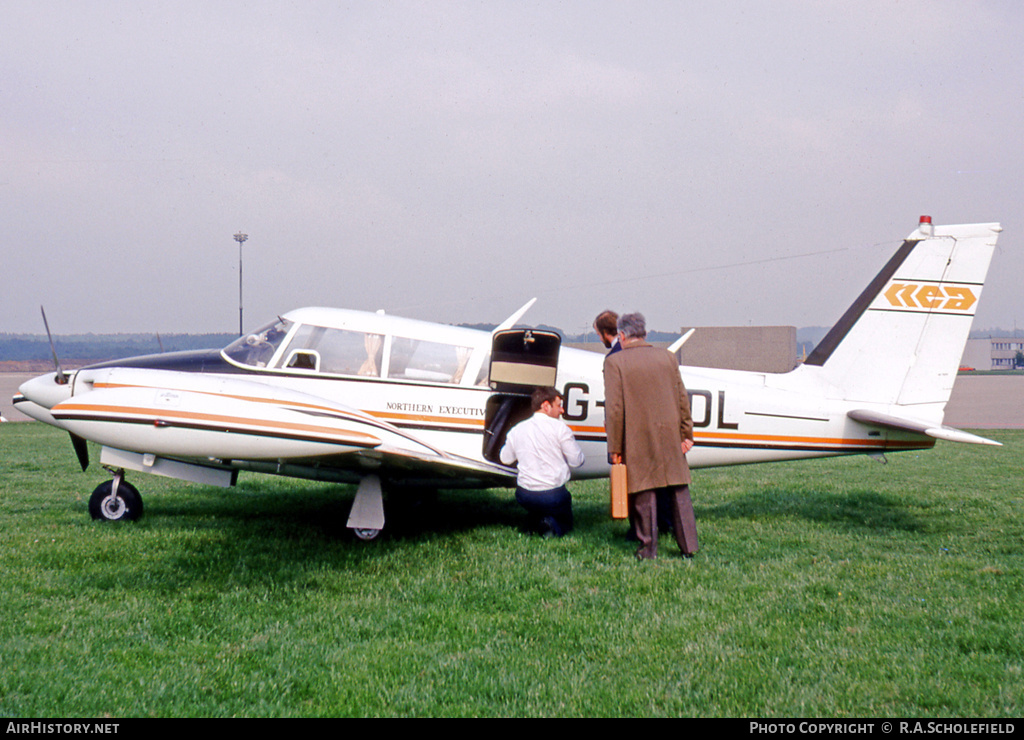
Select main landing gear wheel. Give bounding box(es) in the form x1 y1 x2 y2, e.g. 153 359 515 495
352 528 382 541
89 479 144 522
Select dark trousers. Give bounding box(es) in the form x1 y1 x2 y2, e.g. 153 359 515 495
628 488 675 536
515 485 573 537
631 485 698 559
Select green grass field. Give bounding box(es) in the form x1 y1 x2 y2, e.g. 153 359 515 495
1 423 1021 717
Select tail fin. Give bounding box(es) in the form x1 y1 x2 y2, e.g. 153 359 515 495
804 218 1001 407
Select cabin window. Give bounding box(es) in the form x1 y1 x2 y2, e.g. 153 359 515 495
223 319 294 368
388 338 473 384
282 325 383 377
475 352 491 386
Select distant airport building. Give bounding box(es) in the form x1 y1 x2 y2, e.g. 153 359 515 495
568 326 798 373
676 326 797 373
577 329 1024 373
962 337 1024 370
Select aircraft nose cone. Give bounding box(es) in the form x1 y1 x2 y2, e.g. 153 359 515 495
19 372 73 410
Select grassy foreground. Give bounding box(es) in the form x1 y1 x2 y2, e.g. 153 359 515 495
0 423 1020 717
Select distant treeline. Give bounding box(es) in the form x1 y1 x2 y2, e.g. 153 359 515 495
1 326 683 362
971 328 1024 339
462 323 687 343
0 333 237 362
3 325 1018 363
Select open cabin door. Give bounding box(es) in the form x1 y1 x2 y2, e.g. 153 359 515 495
482 329 562 463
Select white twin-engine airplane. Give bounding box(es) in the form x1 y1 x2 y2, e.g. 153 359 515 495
14 217 1002 539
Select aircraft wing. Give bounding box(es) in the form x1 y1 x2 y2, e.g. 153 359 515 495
281 444 518 488
847 409 1001 446
49 368 517 488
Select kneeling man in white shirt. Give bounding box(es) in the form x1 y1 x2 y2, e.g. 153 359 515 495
499 387 585 537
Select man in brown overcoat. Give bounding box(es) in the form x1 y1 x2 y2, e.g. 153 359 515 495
604 312 699 560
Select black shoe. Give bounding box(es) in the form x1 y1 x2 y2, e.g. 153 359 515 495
539 516 559 538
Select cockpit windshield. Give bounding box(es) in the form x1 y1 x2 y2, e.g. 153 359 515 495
222 318 294 368
222 313 484 383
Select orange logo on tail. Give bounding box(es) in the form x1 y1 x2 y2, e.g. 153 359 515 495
882 282 977 312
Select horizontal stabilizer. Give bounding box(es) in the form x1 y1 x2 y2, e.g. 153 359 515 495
668 328 696 354
494 298 537 332
848 409 1001 446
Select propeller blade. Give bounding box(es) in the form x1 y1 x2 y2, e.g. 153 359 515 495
40 306 68 385
69 433 90 471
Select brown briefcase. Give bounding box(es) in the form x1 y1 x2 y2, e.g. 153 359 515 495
610 463 628 519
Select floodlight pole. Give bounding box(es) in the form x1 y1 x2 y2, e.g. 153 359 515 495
233 232 248 336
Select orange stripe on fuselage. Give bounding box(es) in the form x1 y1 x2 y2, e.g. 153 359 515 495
53 402 381 446
93 381 349 416
372 411 484 427
89 383 928 451
694 430 932 450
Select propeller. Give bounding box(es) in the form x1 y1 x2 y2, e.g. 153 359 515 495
39 306 89 470
40 306 68 385
69 433 90 472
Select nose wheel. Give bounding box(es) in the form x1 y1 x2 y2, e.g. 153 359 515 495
346 474 385 542
89 471 144 522
352 528 382 541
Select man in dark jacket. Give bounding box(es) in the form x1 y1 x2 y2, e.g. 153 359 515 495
593 310 621 355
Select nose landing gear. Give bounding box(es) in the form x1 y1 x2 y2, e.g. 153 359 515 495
89 470 144 522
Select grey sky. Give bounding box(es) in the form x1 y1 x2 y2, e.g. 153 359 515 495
3 1 1021 337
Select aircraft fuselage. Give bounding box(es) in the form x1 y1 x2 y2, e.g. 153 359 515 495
13 219 1003 529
